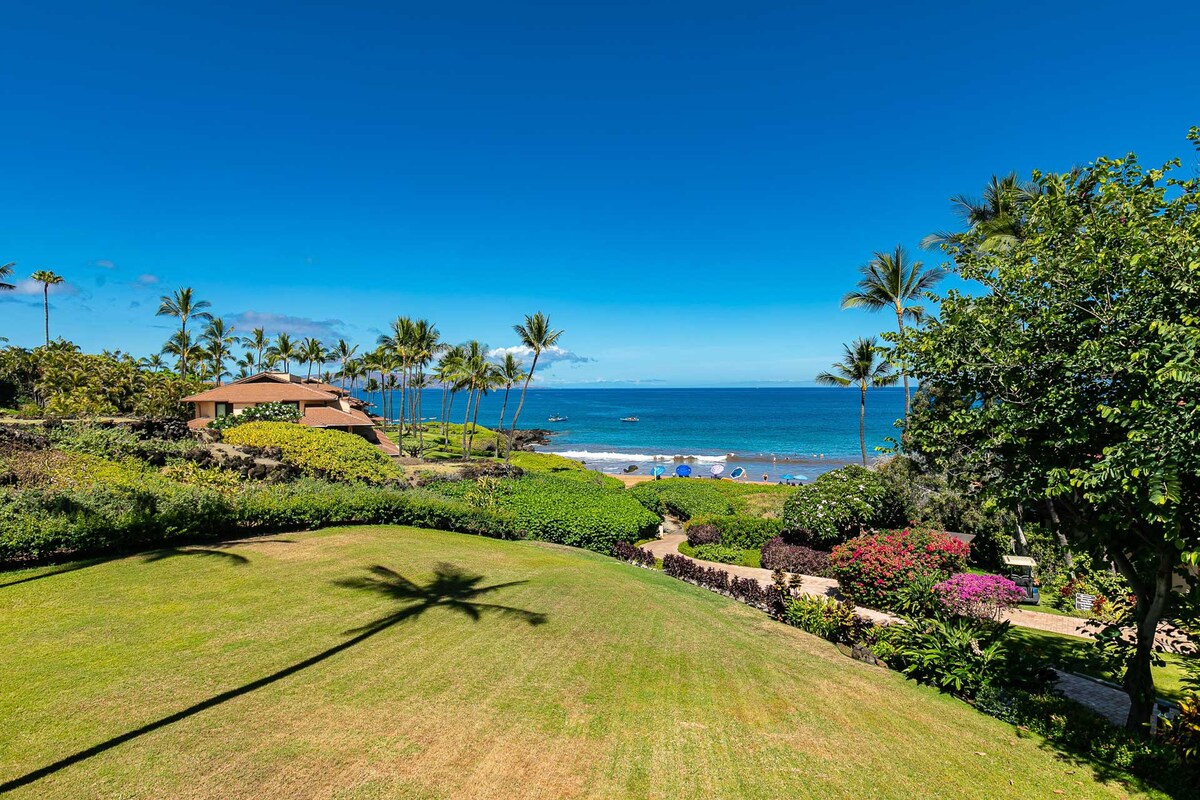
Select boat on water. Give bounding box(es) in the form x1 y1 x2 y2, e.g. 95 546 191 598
620 416 639 423
548 415 567 422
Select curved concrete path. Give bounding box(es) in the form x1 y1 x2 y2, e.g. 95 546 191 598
641 531 1100 638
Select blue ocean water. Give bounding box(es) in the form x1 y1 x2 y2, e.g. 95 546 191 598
359 386 906 480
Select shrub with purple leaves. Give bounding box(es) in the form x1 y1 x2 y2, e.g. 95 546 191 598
934 573 1025 621
685 523 721 547
759 537 831 576
662 554 779 612
612 540 656 568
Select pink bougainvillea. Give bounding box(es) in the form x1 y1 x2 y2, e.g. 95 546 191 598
829 528 969 610
934 573 1025 621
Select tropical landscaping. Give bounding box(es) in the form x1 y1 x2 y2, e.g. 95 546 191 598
1 131 1199 797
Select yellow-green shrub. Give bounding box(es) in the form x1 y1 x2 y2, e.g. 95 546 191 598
222 422 402 484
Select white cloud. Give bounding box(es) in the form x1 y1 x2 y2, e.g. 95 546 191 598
487 344 594 368
6 279 77 297
131 274 159 286
94 259 116 269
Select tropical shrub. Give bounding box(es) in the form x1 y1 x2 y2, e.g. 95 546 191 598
685 514 783 550
612 540 656 568
781 465 906 546
208 402 301 430
829 528 968 611
662 553 779 612
685 523 721 546
629 479 737 519
783 594 857 643
934 573 1025 621
691 543 745 564
429 473 660 552
872 616 1009 698
222 421 403 483
506 451 622 487
759 537 831 576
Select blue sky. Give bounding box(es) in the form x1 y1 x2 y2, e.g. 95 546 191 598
2 1 1196 386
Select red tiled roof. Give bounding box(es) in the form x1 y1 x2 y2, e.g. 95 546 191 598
299 406 375 428
181 383 338 403
187 417 213 430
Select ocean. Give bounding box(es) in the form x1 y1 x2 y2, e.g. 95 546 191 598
357 386 907 481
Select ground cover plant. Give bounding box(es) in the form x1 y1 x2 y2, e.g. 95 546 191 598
0 525 1155 799
221 421 404 483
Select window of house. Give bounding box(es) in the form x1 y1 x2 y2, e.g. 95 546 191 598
215 402 234 418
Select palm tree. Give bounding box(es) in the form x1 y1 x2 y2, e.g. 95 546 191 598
0 262 15 291
331 339 359 388
242 327 269 372
495 353 528 432
236 352 256 378
141 353 168 373
201 318 237 385
268 333 297 373
921 173 1034 252
30 270 65 345
378 317 415 435
815 337 899 466
457 341 489 459
161 331 196 377
156 288 212 376
300 337 327 379
434 345 466 441
409 320 442 454
507 312 563 460
841 245 946 412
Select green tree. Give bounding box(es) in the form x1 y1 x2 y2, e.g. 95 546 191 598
902 133 1200 730
30 270 65 345
495 352 528 432
842 246 946 412
267 333 297 373
300 337 327 379
921 173 1036 253
161 331 196 378
243 327 269 371
156 288 212 377
815 337 899 466
507 312 563 460
0 262 15 291
201 318 237 385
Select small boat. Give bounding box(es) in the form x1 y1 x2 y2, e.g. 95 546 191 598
620 416 639 423
548 415 567 423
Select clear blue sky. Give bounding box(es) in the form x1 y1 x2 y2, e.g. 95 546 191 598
2 1 1196 386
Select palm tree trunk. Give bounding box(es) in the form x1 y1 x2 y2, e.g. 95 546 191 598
507 352 540 462
896 309 910 413
461 385 474 460
398 366 407 439
439 385 449 441
180 321 188 377
42 286 50 345
498 384 512 430
416 372 426 454
859 385 867 466
468 389 483 455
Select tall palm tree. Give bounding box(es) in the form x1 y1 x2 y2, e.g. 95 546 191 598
507 312 563 461
921 173 1034 252
300 337 327 379
236 352 257 378
141 353 168 373
156 287 212 377
495 353 528 432
815 337 899 466
378 317 415 435
435 345 466 441
268 333 297 373
242 327 269 372
161 330 196 377
201 318 237 385
409 320 442 454
841 245 946 412
0 262 15 291
457 341 489 459
466 358 502 458
331 339 359 388
30 270 65 345
340 357 364 395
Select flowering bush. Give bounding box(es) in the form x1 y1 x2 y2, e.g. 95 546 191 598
209 402 301 430
781 465 906 546
829 528 968 611
934 573 1025 621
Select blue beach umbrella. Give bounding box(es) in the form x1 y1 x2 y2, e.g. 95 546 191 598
729 467 746 480
675 464 692 478
651 465 666 478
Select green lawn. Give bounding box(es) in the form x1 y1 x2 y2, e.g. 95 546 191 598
0 526 1164 799
678 540 763 568
1006 626 1191 702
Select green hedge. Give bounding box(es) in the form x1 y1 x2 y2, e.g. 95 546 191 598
628 478 795 520
508 451 624 489
684 514 784 550
222 421 403 484
430 473 660 552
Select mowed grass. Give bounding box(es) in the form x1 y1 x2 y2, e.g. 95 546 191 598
0 527 1162 799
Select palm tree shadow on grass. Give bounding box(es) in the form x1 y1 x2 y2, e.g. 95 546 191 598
0 545 261 590
0 562 545 794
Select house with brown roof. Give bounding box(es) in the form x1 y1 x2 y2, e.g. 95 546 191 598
182 372 399 454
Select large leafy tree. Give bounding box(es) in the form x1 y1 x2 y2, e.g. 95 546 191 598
842 246 946 412
815 337 899 465
30 270 65 345
902 131 1200 731
156 287 212 377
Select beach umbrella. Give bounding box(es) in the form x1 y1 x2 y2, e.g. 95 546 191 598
675 464 692 478
650 465 666 478
729 467 745 480
792 473 810 481
780 474 794 481
709 464 725 478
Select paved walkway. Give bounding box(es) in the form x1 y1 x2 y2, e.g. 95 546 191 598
640 530 1101 637
1050 670 1130 726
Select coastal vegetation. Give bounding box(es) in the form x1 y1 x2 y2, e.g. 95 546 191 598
814 337 898 464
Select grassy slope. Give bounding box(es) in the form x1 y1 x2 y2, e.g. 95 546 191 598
0 527 1160 800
